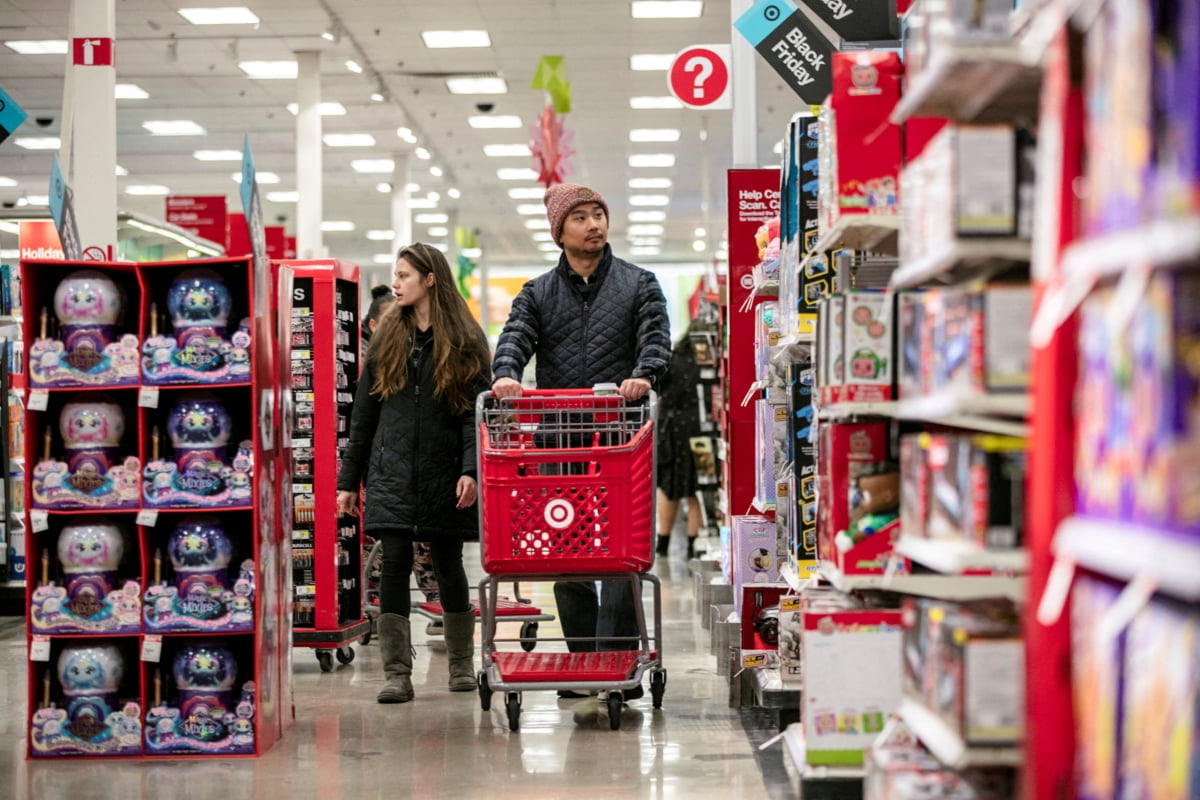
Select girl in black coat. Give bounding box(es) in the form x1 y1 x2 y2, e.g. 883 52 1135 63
337 243 491 703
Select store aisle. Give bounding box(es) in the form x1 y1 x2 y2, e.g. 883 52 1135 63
0 541 795 800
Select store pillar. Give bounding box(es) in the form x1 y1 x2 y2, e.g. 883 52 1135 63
730 0 758 167
295 50 323 259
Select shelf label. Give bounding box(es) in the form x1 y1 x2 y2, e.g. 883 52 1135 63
27 390 49 412
138 387 160 408
29 510 48 533
141 635 163 662
742 651 768 669
136 509 159 527
30 636 51 662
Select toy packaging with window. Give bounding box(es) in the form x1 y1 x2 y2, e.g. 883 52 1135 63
30 640 143 757
145 641 256 754
141 267 253 385
730 515 779 618
31 392 141 510
30 517 141 634
143 392 254 508
842 290 894 402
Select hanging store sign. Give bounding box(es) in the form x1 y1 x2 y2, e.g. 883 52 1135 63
801 0 897 43
0 85 28 145
734 0 836 105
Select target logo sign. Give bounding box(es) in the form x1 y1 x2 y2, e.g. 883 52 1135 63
544 499 576 530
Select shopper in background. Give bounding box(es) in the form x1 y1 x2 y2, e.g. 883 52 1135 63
655 324 705 560
361 285 444 635
492 182 671 703
338 243 492 704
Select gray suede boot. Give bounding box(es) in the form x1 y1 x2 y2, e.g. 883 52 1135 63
442 610 477 692
376 613 414 703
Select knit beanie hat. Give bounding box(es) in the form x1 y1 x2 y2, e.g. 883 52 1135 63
544 183 609 246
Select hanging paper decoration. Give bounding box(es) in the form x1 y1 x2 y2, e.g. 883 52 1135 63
530 55 571 114
529 56 576 189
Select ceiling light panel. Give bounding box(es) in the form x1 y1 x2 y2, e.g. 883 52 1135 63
421 30 491 48
5 41 68 54
321 221 356 232
373 254 395 264
376 182 392 193
194 149 243 161
630 54 674 71
469 115 522 129
239 61 297 79
629 154 675 168
537 243 559 251
414 147 431 160
629 178 673 189
525 219 551 229
629 195 670 206
345 60 363 74
143 120 206 135
267 191 299 202
323 133 376 147
114 165 128 176
498 168 538 181
287 102 347 116
629 224 665 235
125 185 171 195
15 137 60 150
427 227 449 237
516 204 546 216
629 129 681 142
231 171 280 184
508 187 546 199
367 230 395 241
415 213 448 224
178 7 260 24
352 159 396 173
0 177 16 187
631 1 704 17
446 77 508 94
484 144 532 157
115 84 149 99
532 232 554 242
630 247 661 256
629 210 667 222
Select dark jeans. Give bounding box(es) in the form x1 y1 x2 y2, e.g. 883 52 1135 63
377 529 470 617
553 579 639 652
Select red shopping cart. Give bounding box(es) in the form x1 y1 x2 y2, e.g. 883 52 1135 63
474 388 665 732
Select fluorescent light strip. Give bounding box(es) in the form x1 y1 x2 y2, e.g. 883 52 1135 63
629 129 681 142
125 185 171 195
630 96 683 109
628 224 665 235
126 218 222 255
231 171 280 184
178 7 260 24
516 204 546 216
5 40 68 54
345 60 363 74
115 84 149 99
287 102 347 116
498 168 538 181
469 115 522 129
484 144 531 157
630 54 674 71
14 137 61 150
0 177 15 187
629 210 667 222
321 221 355 232
525 219 551 230
427 227 449 237
629 247 661 256
373 254 395 264
629 178 672 189
267 191 299 202
367 230 395 241
239 60 298 79
532 232 554 242
323 133 376 147
508 187 546 199
630 195 670 206
446 77 508 94
194 150 243 161
143 120 206 136
422 30 491 48
352 159 396 173
415 213 448 224
629 154 675 168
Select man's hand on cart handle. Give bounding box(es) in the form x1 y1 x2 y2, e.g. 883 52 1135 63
620 377 652 402
337 490 358 517
456 475 478 509
492 377 524 398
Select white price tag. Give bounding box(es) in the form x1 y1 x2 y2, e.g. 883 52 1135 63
30 636 51 662
136 509 159 527
138 387 160 408
27 390 49 411
30 510 49 533
141 635 163 662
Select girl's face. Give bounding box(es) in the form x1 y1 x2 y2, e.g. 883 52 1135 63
392 257 432 309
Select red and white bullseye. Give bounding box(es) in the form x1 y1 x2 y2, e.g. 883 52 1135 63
543 498 575 529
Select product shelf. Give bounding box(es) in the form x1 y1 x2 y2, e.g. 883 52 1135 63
1061 215 1200 283
898 698 1023 769
816 400 900 420
1053 516 1200 602
894 393 1030 437
818 562 1026 602
814 214 902 256
890 238 1032 290
782 723 867 781
891 43 1042 124
894 536 1029 575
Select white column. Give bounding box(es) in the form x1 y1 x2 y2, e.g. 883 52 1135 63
295 50 323 259
390 154 412 248
730 0 759 167
64 0 117 251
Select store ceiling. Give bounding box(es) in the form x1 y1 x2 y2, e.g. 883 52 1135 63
0 0 799 275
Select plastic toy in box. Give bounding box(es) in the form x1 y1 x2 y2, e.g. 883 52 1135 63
142 268 252 385
730 514 779 618
842 291 893 402
28 269 141 389
1128 271 1200 532
927 434 1026 548
145 644 256 755
143 515 255 632
143 393 254 508
30 517 142 634
819 422 903 572
30 643 143 757
31 394 141 510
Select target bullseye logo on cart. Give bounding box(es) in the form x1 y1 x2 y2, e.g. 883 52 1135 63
544 498 575 529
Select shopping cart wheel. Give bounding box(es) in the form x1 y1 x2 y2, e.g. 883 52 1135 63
316 650 334 672
650 669 667 709
505 692 521 732
606 692 623 730
519 621 538 652
478 671 493 711
336 645 355 665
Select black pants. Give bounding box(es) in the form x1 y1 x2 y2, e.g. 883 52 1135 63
377 529 470 617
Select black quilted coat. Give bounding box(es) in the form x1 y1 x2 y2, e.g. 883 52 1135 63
336 326 491 538
492 246 671 390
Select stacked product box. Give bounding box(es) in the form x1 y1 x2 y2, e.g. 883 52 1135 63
730 514 780 620
786 357 819 576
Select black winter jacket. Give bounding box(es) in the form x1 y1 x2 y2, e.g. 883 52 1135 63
492 246 672 389
336 327 492 538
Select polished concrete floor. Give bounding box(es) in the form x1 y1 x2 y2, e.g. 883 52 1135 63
0 535 795 799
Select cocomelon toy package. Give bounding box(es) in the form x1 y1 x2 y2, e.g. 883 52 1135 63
145 642 256 755
823 294 847 405
142 267 252 384
841 290 893 402
31 392 141 510
143 392 254 508
30 641 143 757
30 517 141 634
143 514 255 632
828 52 903 219
27 267 141 388
803 606 903 766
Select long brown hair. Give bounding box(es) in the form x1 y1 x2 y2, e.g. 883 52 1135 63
367 242 489 414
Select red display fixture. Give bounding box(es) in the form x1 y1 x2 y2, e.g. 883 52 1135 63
276 260 370 672
19 255 291 759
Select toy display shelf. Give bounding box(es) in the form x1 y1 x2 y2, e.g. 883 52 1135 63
781 723 867 782
813 214 901 257
817 562 1026 603
1053 516 1200 603
1062 215 1200 283
748 664 801 730
889 238 1032 290
894 536 1029 575
816 400 898 420
816 394 1029 437
897 698 1023 769
890 42 1042 125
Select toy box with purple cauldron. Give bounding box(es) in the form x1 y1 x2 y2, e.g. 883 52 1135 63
30 641 143 757
145 642 256 755
31 393 141 510
143 514 255 632
27 267 141 389
141 267 252 385
143 392 254 508
30 517 142 634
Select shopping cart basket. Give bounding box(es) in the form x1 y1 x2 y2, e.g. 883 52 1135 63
474 388 665 731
